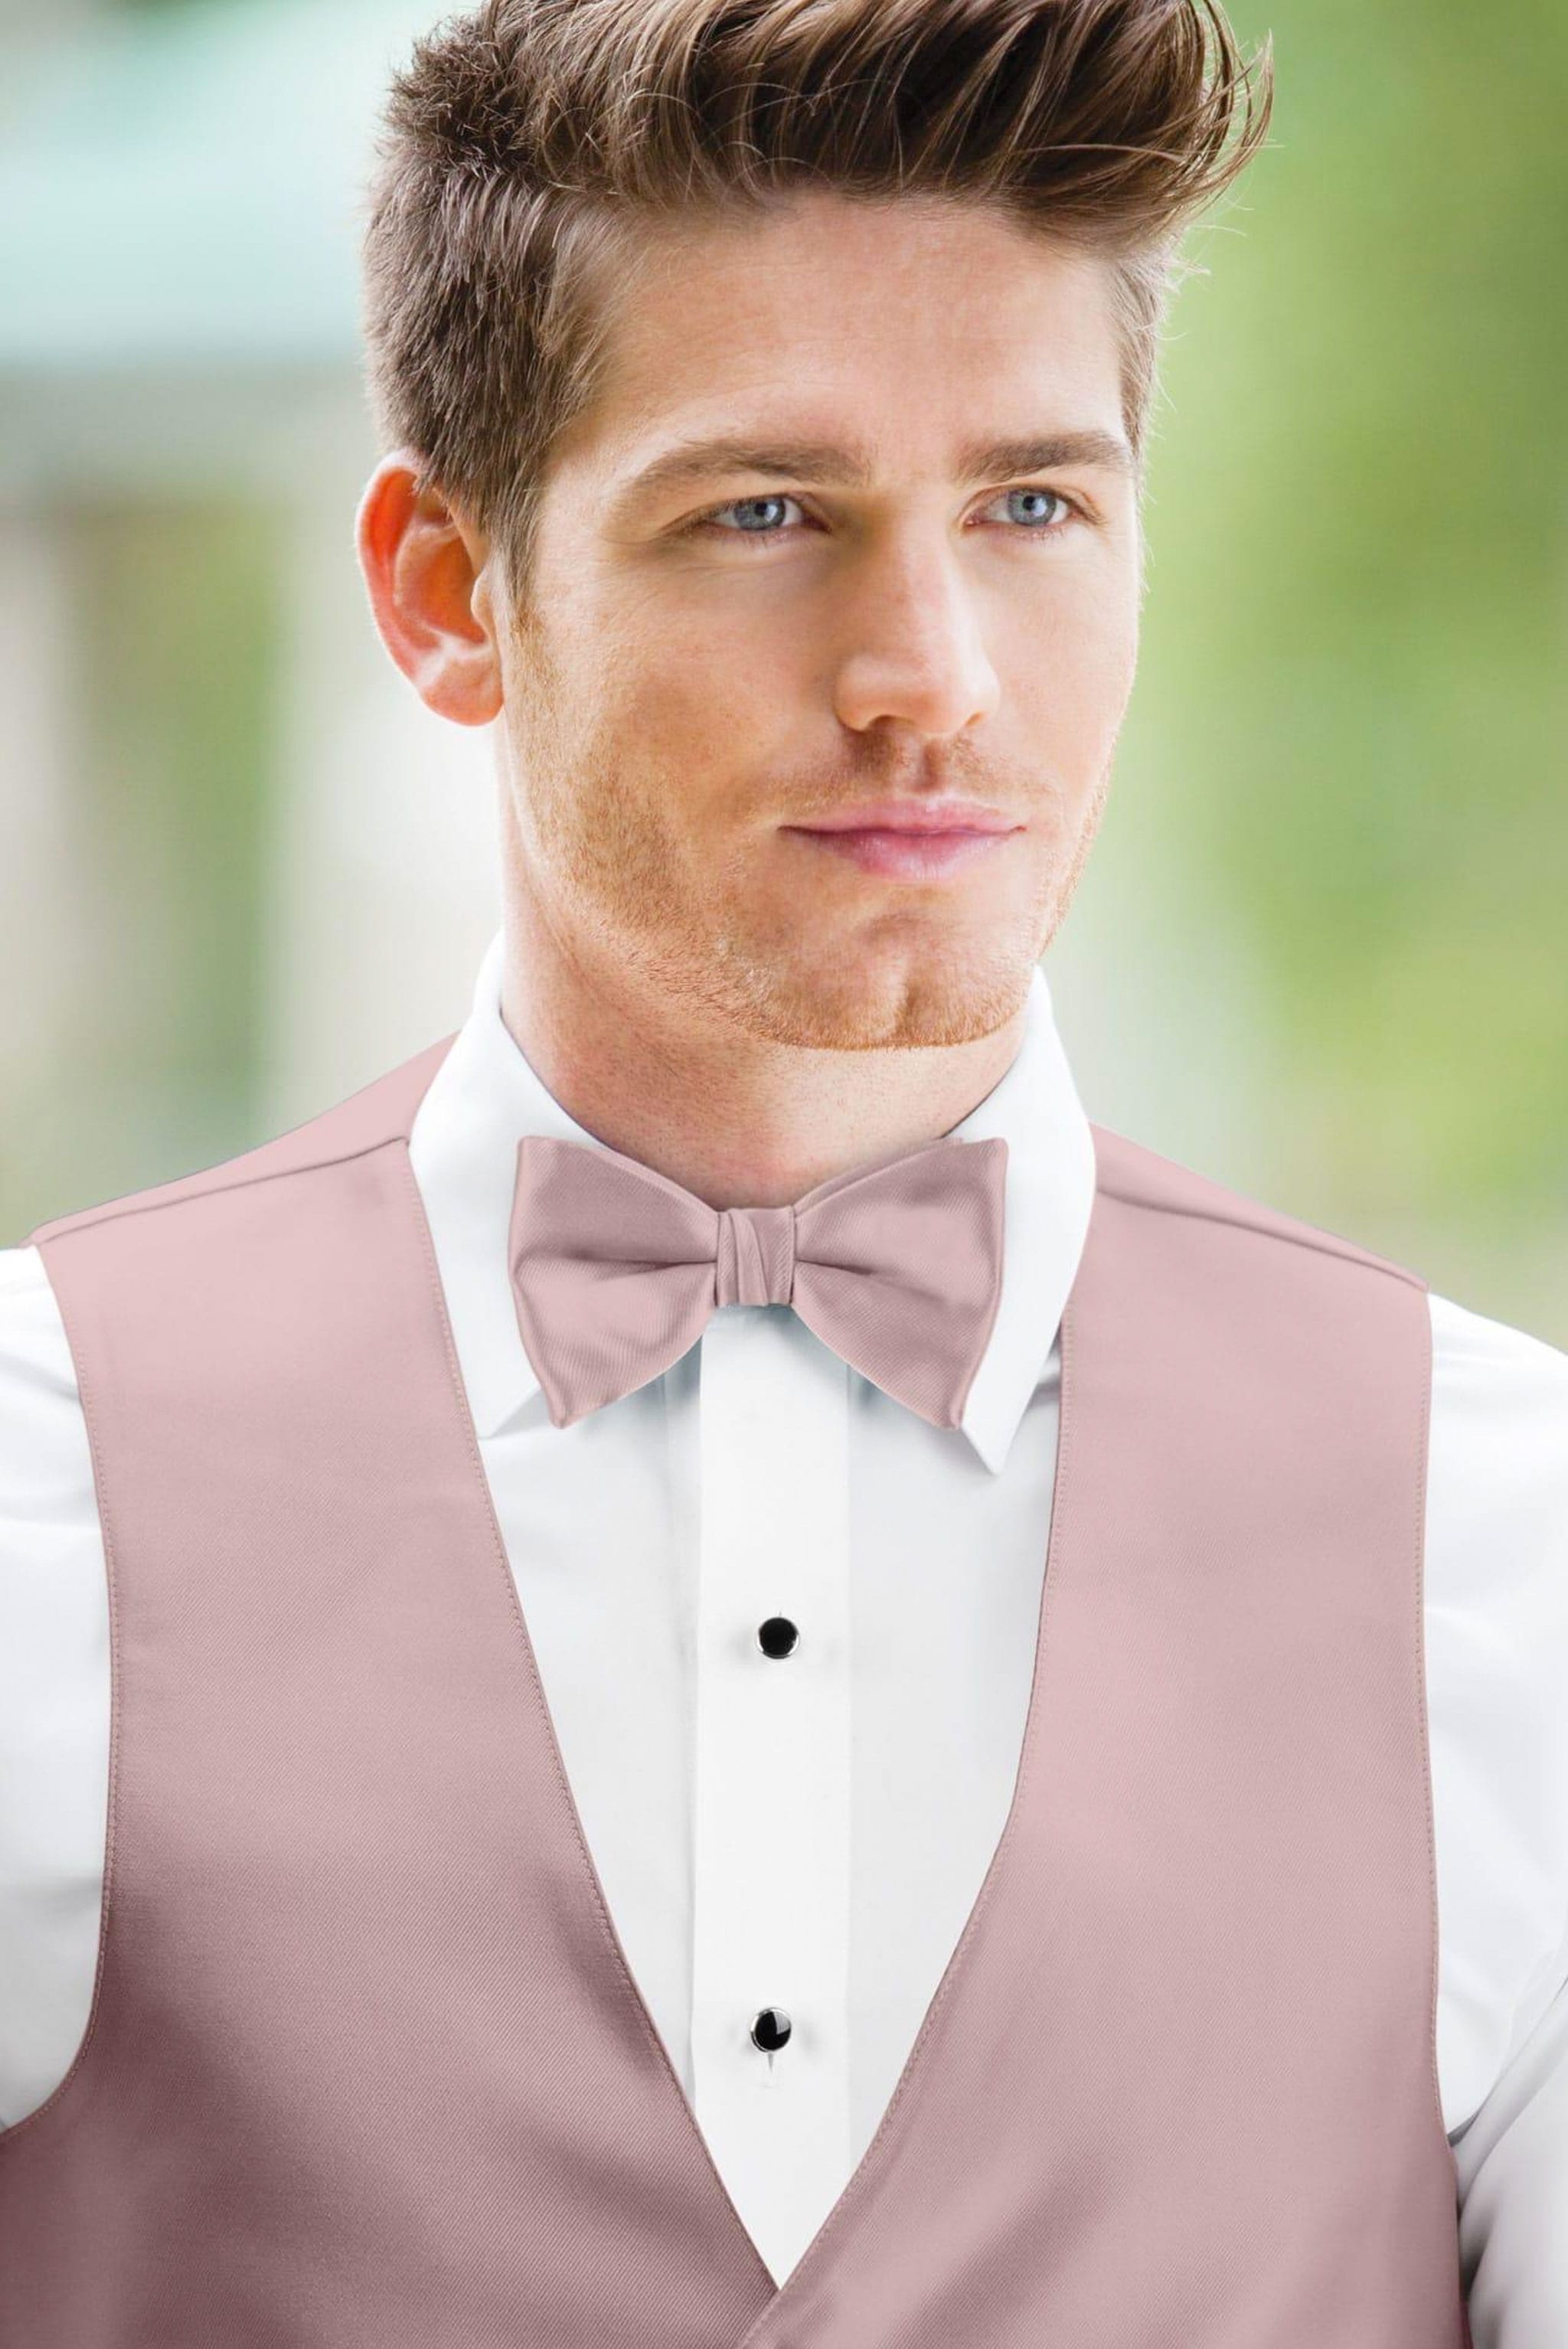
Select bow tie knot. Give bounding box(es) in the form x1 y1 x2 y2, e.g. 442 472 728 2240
508 1128 1008 1433
714 1203 797 1308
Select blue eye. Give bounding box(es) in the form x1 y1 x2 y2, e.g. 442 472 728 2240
701 494 804 538
1002 486 1071 529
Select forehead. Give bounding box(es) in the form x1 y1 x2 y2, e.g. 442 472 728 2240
560 188 1127 481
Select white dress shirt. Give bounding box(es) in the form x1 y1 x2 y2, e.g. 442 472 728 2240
2 929 1565 2338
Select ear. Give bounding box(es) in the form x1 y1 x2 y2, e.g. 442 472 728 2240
354 449 503 727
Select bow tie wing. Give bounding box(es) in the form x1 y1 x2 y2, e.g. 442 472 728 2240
509 1135 721 1427
789 1135 1008 1431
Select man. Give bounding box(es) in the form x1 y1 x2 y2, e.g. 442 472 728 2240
0 0 1562 2341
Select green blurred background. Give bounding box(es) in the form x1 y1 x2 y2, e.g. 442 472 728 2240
0 0 1563 1341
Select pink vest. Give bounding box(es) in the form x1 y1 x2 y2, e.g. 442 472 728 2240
0 1036 1472 2347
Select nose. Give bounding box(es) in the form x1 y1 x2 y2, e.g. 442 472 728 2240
830 530 1001 740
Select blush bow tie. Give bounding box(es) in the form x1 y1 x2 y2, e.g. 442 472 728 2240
508 1129 1009 1433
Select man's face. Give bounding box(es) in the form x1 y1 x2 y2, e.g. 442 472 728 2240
494 188 1144 1052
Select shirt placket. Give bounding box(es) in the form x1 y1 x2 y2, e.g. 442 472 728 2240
688 1300 854 2285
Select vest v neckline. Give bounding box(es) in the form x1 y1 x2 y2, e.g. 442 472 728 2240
394 1130 1080 2338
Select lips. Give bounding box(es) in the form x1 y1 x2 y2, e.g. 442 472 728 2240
784 825 1018 880
793 799 1021 836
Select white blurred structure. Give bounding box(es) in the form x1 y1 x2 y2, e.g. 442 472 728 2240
0 0 499 1224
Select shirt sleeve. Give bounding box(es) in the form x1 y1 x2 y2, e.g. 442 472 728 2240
1454 1919 1568 2344
1426 1288 1568 2344
0 1242 109 2131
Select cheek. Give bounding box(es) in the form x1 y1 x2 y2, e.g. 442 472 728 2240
556 662 756 858
1041 567 1140 717
606 632 798 799
1008 615 1135 768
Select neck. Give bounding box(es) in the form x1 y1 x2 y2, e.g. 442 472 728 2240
496 902 1031 1214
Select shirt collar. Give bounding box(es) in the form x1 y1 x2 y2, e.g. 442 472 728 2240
407 928 1096 1476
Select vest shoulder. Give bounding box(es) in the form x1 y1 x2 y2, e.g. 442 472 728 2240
26 1034 459 1249
1089 1121 1427 1293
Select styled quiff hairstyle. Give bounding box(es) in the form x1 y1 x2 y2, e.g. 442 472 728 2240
360 0 1273 599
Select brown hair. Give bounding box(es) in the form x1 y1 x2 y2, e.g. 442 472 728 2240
359 0 1273 598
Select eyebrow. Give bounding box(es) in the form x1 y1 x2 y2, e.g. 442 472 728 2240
615 427 1138 507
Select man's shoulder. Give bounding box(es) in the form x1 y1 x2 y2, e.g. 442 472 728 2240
1093 1122 1568 1399
1428 1280 1568 1439
1087 1119 1427 1293
23 1033 459 1253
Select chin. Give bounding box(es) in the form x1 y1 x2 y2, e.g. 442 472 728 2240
717 941 1031 1053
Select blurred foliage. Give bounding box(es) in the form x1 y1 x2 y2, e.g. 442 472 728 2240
47 501 283 1214
1126 0 1566 1303
1141 2 1568 1165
